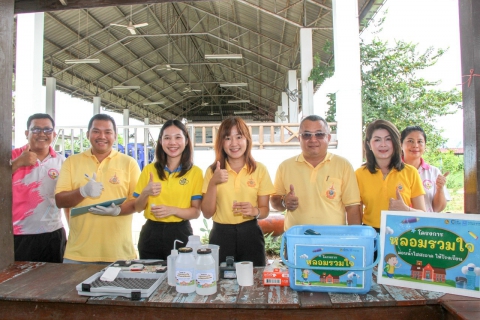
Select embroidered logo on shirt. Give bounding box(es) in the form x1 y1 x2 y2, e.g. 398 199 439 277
109 173 120 184
48 169 59 180
423 180 433 190
247 178 256 188
179 177 189 185
397 184 404 192
326 184 336 199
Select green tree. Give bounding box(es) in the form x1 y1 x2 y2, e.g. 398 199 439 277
310 26 462 152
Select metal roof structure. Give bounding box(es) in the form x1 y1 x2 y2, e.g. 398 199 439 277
15 0 384 123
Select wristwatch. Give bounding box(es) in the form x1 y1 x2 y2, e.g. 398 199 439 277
254 207 261 219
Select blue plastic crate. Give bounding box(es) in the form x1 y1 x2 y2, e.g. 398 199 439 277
280 225 379 294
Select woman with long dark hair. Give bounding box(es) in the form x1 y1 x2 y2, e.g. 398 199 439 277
355 120 426 231
134 119 203 259
201 117 275 266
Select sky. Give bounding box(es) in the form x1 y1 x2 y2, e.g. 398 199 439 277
360 0 463 147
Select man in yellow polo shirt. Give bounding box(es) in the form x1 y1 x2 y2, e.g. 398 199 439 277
55 114 141 263
270 115 362 230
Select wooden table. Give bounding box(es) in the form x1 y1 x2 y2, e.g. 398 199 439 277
0 262 478 320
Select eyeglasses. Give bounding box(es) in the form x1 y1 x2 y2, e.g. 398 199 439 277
299 132 327 140
30 127 54 135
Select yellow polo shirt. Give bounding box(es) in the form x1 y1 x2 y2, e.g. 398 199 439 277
202 161 275 224
355 164 425 228
134 163 203 222
274 153 361 230
55 149 141 262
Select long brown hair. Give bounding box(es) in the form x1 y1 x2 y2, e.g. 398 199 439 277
209 117 256 174
363 119 404 174
154 119 193 180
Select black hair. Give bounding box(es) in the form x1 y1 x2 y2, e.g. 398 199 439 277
87 114 117 133
27 113 55 129
300 115 330 134
154 119 193 180
400 126 427 144
363 119 405 174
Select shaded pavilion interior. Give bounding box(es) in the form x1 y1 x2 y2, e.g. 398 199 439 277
15 0 383 123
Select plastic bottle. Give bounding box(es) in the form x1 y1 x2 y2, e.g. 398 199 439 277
186 235 201 259
167 240 183 286
466 266 476 290
175 247 196 293
195 248 217 295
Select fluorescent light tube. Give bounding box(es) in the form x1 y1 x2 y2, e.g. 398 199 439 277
65 59 100 64
228 100 250 103
205 54 243 59
143 101 165 105
220 83 248 87
113 85 140 90
234 111 253 114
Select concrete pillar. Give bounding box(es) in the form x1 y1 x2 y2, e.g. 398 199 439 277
288 70 299 123
300 28 314 117
144 118 150 165
15 13 45 147
93 96 101 115
282 92 289 120
332 0 362 168
45 77 56 120
123 109 129 150
275 106 281 123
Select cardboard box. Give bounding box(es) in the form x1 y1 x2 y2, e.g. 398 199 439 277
263 259 290 286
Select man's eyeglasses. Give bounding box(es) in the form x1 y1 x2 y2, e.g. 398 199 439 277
30 127 54 135
299 132 327 140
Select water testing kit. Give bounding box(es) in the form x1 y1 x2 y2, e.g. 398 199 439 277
263 259 290 286
76 260 166 300
281 225 379 294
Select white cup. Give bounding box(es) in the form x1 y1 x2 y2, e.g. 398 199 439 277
235 261 254 286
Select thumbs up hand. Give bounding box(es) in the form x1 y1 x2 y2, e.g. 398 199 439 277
211 161 229 185
17 144 38 167
436 172 449 189
389 188 409 211
142 172 162 197
285 184 299 211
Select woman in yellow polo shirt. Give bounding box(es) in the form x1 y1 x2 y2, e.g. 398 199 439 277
202 117 275 266
355 120 426 232
134 119 203 259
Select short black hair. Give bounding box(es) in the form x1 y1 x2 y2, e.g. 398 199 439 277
400 126 427 144
87 114 117 133
27 113 55 129
300 115 330 133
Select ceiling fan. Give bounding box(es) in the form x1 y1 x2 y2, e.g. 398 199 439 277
110 6 148 35
157 64 182 71
183 86 201 93
208 106 220 115
275 111 288 122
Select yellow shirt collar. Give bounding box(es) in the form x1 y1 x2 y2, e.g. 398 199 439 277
296 152 333 166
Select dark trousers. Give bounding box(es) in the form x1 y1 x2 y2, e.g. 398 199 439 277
138 219 192 260
14 227 66 263
209 219 266 267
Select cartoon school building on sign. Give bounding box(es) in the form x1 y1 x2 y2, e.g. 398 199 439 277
410 261 446 282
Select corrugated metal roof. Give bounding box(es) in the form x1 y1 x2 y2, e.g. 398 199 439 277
17 0 385 123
